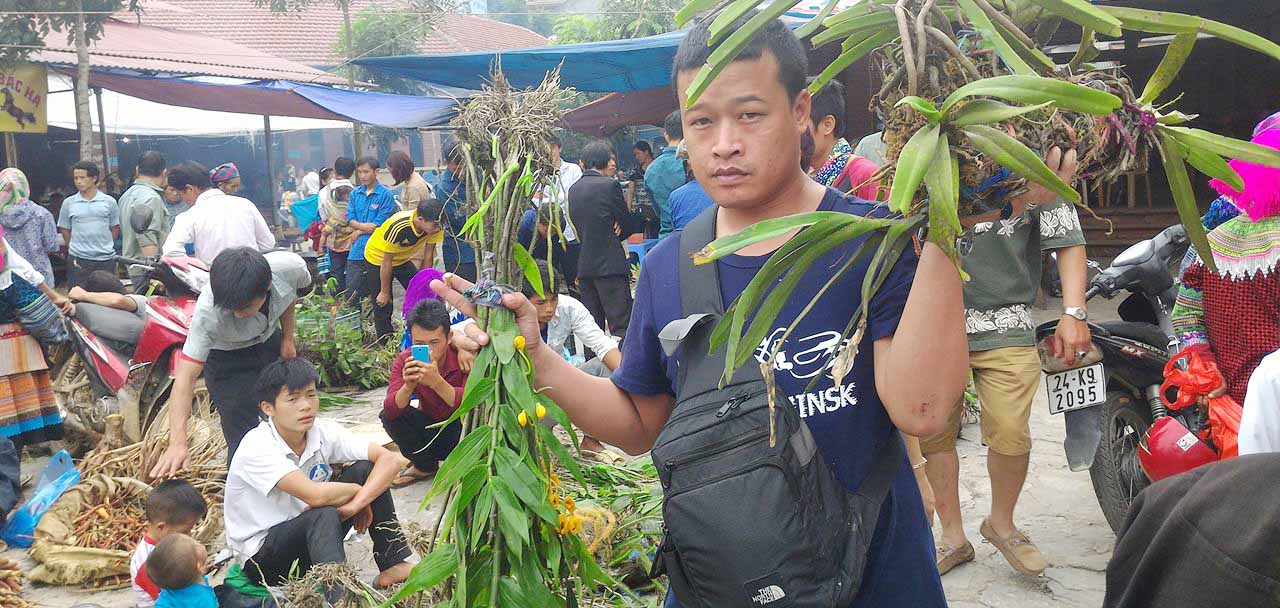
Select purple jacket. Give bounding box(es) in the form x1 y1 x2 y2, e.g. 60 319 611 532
0 201 58 286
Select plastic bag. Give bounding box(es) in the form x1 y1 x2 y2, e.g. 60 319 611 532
2 450 80 547
1161 347 1243 459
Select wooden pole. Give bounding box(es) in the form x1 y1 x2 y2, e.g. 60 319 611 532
94 87 109 174
2 133 16 168
264 115 278 208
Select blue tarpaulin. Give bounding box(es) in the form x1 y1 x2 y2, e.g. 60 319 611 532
258 80 459 128
355 30 688 93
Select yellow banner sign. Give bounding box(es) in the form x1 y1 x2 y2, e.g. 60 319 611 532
0 63 47 134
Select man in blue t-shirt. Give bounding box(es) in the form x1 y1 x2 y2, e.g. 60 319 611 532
346 156 399 304
59 161 120 289
435 18 981 607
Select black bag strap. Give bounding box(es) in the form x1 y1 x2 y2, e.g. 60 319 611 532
677 205 723 316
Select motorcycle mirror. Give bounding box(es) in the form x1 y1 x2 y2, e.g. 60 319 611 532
129 205 155 234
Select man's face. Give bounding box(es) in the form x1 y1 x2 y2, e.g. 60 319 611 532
232 295 268 319
605 156 618 177
72 169 96 194
634 148 652 166
537 221 549 239
551 145 562 163
414 215 442 235
164 185 182 204
263 382 320 435
357 164 377 187
218 177 242 195
676 52 810 210
410 324 449 364
530 293 558 326
178 185 199 205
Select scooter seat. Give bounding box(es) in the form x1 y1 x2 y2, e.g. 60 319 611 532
74 302 144 347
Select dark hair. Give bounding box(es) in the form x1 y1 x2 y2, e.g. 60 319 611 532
634 140 653 157
356 155 380 170
333 185 353 201
255 357 320 406
146 479 207 525
662 111 683 142
136 151 167 178
408 299 451 333
809 79 847 140
652 138 667 153
333 157 356 179
167 162 213 192
442 140 462 166
72 161 100 179
417 197 445 222
581 141 613 171
387 150 416 184
536 202 555 226
672 17 808 100
210 247 271 311
545 134 563 149
319 167 334 183
83 270 127 295
800 129 816 173
145 534 203 590
521 260 561 299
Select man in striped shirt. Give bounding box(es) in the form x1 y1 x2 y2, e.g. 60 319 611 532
363 197 444 340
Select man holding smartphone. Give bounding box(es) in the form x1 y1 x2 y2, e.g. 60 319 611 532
380 299 466 488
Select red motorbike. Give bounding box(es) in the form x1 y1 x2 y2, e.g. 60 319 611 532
54 255 211 443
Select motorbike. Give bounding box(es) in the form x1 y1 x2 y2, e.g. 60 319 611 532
1034 224 1199 533
54 253 212 444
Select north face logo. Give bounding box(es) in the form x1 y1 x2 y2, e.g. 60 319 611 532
751 585 786 605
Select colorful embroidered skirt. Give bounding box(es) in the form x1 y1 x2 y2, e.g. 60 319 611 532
0 324 60 447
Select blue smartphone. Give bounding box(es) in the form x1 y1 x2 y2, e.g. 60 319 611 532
412 345 432 363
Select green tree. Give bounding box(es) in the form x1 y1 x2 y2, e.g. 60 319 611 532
551 0 680 44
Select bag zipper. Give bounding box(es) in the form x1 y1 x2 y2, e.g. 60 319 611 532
664 455 797 501
664 427 769 471
664 388 767 427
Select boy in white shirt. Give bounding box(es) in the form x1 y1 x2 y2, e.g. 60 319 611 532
224 358 413 588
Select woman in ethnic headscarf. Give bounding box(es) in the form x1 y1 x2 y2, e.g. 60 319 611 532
1172 111 1280 405
0 169 58 287
210 162 241 196
0 168 71 448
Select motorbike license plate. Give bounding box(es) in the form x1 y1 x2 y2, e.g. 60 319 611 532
1046 363 1107 415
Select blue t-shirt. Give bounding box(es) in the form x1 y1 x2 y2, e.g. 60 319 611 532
156 579 217 608
612 188 945 608
57 190 120 261
347 183 398 262
667 180 715 233
437 170 476 265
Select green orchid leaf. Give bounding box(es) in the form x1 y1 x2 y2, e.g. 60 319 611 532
491 477 529 558
948 100 1053 127
1161 137 1217 274
1200 17 1280 62
1068 27 1096 72
1162 126 1280 168
1024 0 1122 37
692 211 848 262
1139 32 1196 104
941 74 1122 116
674 0 718 26
810 30 897 94
888 123 940 214
1177 141 1245 193
1157 111 1198 125
924 134 962 259
809 11 898 48
685 0 799 105
795 0 841 39
991 17 1058 73
963 124 1080 204
955 0 1035 75
709 0 767 46
1101 7 1201 34
896 96 942 123
821 2 884 28
511 242 543 298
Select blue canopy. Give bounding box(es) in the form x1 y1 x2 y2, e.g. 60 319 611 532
257 80 460 128
355 30 688 93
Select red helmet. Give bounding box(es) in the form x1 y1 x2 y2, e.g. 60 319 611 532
1139 416 1219 482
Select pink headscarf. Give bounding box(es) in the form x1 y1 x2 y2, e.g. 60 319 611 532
1210 111 1280 221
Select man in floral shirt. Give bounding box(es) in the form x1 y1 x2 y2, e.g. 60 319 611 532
921 149 1092 579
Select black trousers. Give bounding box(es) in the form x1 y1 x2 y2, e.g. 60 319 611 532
205 331 282 462
381 406 462 472
578 274 632 338
67 257 116 289
244 460 411 586
361 260 418 340
443 260 477 283
327 250 349 293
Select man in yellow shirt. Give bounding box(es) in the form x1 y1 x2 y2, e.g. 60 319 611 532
363 198 444 339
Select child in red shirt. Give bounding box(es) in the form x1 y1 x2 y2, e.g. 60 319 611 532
130 480 207 608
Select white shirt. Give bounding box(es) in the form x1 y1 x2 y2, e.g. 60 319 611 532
162 189 276 264
1240 351 1280 455
546 294 619 358
538 160 583 242
224 418 370 560
0 239 47 290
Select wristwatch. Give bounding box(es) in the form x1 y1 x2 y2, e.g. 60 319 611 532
1063 307 1088 322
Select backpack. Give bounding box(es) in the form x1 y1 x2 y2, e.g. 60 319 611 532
649 207 903 607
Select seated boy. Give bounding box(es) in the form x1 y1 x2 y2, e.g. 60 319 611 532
131 479 208 608
145 534 217 608
225 358 413 588
381 300 466 488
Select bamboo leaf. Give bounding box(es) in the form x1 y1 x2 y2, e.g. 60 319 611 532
533 418 586 485
685 0 798 105
488 309 518 365
1023 0 1122 37
809 11 898 48
941 74 1122 116
1161 137 1217 274
469 484 494 552
378 545 459 607
674 0 718 26
1199 18 1280 63
427 425 493 502
511 242 543 298
963 124 1080 204
810 30 897 95
1162 126 1280 168
1177 142 1245 193
1139 32 1196 104
888 124 940 214
692 211 849 262
494 450 559 526
924 134 962 258
896 96 942 123
709 0 767 46
955 0 1035 75
1101 7 1201 34
948 100 1053 127
491 478 529 557
795 0 840 39
443 465 490 530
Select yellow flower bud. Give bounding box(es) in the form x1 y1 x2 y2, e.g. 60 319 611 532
514 335 526 350
535 403 547 419
517 411 529 427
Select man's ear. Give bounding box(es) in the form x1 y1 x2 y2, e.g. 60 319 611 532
821 115 837 138
794 90 813 135
260 400 274 418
